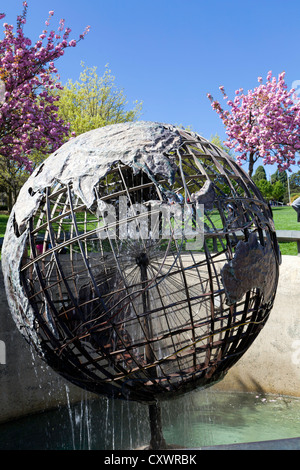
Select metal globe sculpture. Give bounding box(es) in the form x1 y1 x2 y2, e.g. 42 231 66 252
2 122 280 408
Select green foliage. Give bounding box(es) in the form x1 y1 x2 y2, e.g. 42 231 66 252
0 64 143 207
256 179 273 199
271 180 285 201
252 165 267 183
55 63 143 136
253 167 300 204
0 213 8 237
289 170 300 191
271 169 287 186
210 134 231 155
0 156 29 210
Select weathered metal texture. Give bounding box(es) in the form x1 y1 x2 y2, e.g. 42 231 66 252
12 121 181 234
1 121 280 404
221 232 278 305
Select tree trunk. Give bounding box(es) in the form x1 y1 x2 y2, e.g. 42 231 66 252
248 151 255 178
7 188 13 213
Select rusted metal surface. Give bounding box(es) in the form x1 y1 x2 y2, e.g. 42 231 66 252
1 121 280 403
221 233 278 305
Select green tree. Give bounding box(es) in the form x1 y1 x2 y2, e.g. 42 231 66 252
271 169 288 187
210 133 231 155
55 63 143 136
0 156 28 211
289 170 300 191
257 179 273 200
270 169 288 203
252 165 267 184
272 180 285 202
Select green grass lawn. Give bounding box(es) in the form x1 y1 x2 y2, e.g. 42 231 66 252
271 205 300 231
0 213 8 239
1 206 299 255
270 205 299 255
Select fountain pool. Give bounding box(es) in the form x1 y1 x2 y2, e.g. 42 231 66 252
0 390 299 450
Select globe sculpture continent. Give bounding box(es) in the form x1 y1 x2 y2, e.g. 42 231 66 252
2 121 280 404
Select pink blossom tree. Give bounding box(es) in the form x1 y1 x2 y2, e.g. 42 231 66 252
207 71 300 177
0 2 89 209
0 1 89 172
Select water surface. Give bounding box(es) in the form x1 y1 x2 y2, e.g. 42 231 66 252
0 390 299 449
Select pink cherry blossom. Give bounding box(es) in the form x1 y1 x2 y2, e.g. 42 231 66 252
0 1 90 173
208 71 300 176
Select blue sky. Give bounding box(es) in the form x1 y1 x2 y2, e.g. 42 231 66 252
2 0 300 176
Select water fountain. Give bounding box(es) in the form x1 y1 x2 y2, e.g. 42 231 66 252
1 121 281 449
